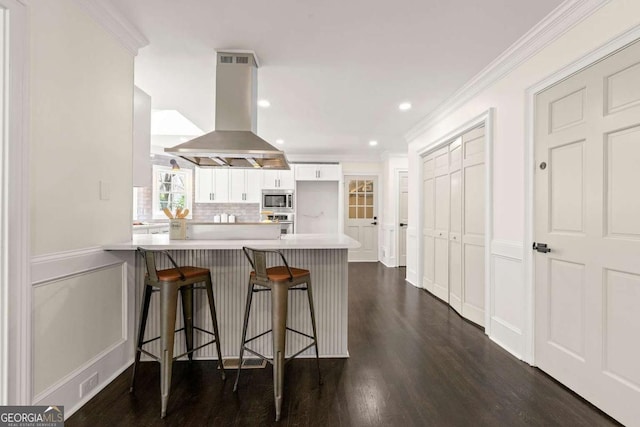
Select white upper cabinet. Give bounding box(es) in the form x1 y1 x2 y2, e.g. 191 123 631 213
262 169 295 189
229 169 261 203
295 164 342 181
195 168 229 203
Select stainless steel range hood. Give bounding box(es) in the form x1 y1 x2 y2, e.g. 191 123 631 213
165 51 289 169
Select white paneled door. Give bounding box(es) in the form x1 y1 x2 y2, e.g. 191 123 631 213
345 176 378 261
398 171 408 267
422 127 485 326
534 40 640 427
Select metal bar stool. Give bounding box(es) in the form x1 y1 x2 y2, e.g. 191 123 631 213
233 247 322 421
130 247 225 418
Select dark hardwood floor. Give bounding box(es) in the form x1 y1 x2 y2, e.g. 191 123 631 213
67 263 618 426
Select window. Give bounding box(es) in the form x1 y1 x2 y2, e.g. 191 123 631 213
348 179 375 219
152 165 193 219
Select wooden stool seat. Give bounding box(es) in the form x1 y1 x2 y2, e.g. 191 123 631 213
250 266 310 282
155 266 210 282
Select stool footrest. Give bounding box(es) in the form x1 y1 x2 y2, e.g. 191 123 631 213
173 339 218 360
139 327 220 361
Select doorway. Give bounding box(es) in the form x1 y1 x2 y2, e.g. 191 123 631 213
421 123 488 327
344 176 378 262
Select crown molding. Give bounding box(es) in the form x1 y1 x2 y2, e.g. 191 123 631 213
72 0 149 55
404 0 611 142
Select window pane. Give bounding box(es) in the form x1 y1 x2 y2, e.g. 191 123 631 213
349 180 356 193
365 180 373 192
349 207 357 218
172 174 185 191
366 194 373 206
357 207 365 218
349 194 357 207
366 207 374 218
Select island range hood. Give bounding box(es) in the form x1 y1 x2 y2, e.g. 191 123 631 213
165 51 289 169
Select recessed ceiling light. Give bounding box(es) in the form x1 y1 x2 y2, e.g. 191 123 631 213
369 140 378 146
275 139 284 145
258 99 271 108
398 102 412 111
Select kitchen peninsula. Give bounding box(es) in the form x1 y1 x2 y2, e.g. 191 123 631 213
104 233 359 359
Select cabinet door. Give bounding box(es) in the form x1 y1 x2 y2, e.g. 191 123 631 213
212 169 229 202
294 165 318 181
245 170 262 202
228 169 246 202
317 164 341 181
262 170 279 189
195 168 214 203
278 169 295 188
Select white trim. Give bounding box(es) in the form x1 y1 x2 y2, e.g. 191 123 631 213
405 0 611 142
288 153 383 163
0 0 30 405
491 239 524 260
416 109 494 333
523 23 640 365
71 0 148 55
31 247 123 286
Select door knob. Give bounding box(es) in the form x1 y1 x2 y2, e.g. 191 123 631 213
371 221 378 225
532 242 551 253
399 223 406 227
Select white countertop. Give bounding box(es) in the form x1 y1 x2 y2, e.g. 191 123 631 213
104 233 361 250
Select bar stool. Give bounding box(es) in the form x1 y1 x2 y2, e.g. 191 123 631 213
234 247 322 421
130 248 225 418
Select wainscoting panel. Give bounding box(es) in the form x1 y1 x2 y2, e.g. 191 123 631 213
406 227 418 286
31 249 135 419
489 240 525 359
380 223 396 267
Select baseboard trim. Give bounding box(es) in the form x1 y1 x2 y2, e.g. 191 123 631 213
64 358 133 420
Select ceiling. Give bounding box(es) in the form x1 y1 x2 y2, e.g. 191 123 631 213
111 0 564 160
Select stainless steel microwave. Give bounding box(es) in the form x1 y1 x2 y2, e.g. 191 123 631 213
262 190 294 211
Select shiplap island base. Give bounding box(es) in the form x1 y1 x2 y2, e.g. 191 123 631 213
104 234 360 361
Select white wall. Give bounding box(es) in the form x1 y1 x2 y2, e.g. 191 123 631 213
296 181 340 233
28 0 138 415
406 0 640 359
30 0 133 256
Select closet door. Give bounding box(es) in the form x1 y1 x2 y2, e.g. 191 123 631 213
422 155 435 294
462 126 485 326
432 147 450 302
448 138 463 313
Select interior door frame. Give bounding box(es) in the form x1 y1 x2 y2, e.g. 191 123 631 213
395 168 409 267
0 0 30 405
417 108 493 334
523 25 640 365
